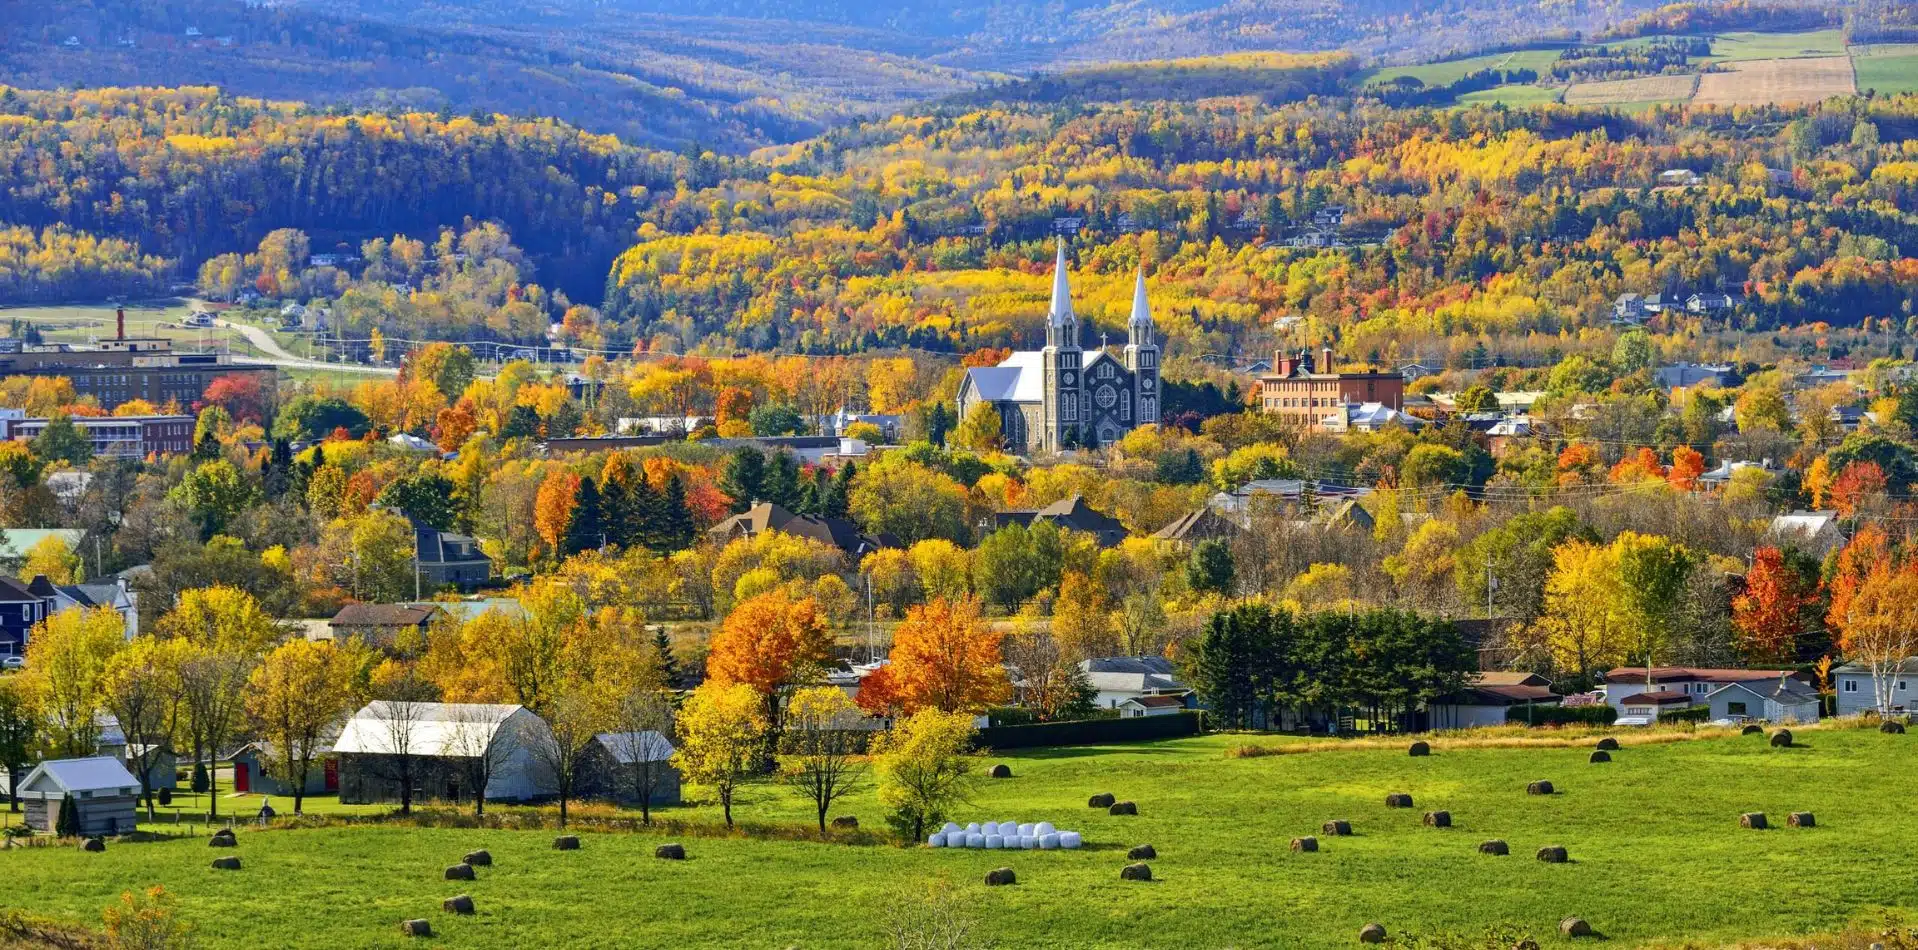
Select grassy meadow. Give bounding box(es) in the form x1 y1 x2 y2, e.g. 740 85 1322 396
2 725 1916 948
1853 44 1918 96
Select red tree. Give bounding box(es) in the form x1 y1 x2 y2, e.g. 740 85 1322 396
1830 461 1888 517
1732 547 1814 662
201 374 270 425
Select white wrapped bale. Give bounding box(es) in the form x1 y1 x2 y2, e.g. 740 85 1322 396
1040 833 1061 850
997 820 1015 833
985 835 1004 849
965 823 981 835
966 833 986 848
1017 823 1034 836
1060 832 1083 849
1035 822 1057 836
981 822 998 836
1019 835 1036 849
942 822 963 836
928 834 946 847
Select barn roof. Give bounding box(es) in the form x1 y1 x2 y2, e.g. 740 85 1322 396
332 702 534 758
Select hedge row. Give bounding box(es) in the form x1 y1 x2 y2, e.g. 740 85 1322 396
1508 704 1619 726
975 711 1202 750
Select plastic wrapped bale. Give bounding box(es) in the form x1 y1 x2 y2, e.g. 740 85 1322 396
1789 812 1816 828
445 864 475 881
442 895 474 916
211 856 241 870
1526 780 1554 795
399 920 432 938
1771 729 1794 748
1108 801 1138 816
1590 751 1611 764
1034 822 1057 836
1128 844 1157 860
1040 833 1061 850
927 834 946 847
1322 820 1352 836
990 764 1013 779
982 822 999 836
1385 793 1413 808
463 850 492 867
1019 835 1037 850
1088 793 1115 808
1559 917 1594 937
984 867 1016 886
1478 840 1509 856
1408 741 1430 757
1422 811 1451 828
656 844 686 860
1536 846 1569 863
553 835 580 850
941 822 963 836
1119 862 1151 881
1017 823 1034 836
1060 832 1083 849
1359 923 1387 944
1740 813 1768 830
966 833 986 848
965 823 982 835
1595 737 1619 751
997 820 1016 834
1290 836 1318 852
985 835 1004 849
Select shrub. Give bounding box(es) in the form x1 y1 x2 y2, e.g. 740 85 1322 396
1658 706 1711 725
1510 705 1616 727
54 795 79 838
103 887 194 950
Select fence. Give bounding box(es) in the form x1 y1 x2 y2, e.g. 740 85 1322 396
975 711 1202 750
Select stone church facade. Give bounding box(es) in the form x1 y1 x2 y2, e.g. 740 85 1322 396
956 242 1162 455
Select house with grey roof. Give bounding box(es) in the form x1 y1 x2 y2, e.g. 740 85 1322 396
993 495 1128 548
17 756 141 835
1703 676 1820 724
1080 656 1189 711
1834 658 1918 717
1767 510 1845 556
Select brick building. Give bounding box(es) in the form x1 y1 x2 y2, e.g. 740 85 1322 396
0 310 275 412
0 411 195 458
1256 345 1405 428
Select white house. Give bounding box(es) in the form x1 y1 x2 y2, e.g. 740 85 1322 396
1603 667 1804 721
1118 695 1188 718
334 702 556 804
1428 672 1561 729
1081 656 1189 711
1767 511 1845 556
1834 659 1918 716
1703 677 1821 725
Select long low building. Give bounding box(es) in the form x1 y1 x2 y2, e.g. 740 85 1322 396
0 410 194 458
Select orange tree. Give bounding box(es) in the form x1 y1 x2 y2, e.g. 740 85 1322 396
704 589 832 754
884 597 1009 716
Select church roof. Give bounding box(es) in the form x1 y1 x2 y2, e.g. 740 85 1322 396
1049 240 1074 327
964 351 1048 403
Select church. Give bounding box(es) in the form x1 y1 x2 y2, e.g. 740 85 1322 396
956 242 1162 454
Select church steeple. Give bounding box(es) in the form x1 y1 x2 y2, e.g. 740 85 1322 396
1046 238 1078 349
1124 265 1160 426
1127 268 1154 347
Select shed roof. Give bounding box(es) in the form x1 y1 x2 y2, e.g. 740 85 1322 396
1616 691 1695 705
22 756 139 796
330 603 443 628
332 701 534 758
593 731 675 764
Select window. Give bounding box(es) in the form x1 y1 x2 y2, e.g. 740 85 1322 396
1844 680 1858 693
1726 701 1748 716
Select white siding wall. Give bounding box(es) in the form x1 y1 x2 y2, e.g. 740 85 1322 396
1429 704 1516 730
1836 671 1915 715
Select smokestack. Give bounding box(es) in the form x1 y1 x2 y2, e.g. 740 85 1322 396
116 307 126 341
1321 344 1333 374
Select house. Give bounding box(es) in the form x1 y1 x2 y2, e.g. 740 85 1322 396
1703 677 1821 724
1833 658 1918 716
1603 667 1805 721
412 520 493 592
1795 366 1853 389
1613 690 1696 725
1657 168 1703 186
709 502 891 559
1654 362 1736 391
17 757 141 835
1698 460 1769 490
328 603 444 650
1428 672 1562 729
576 731 682 805
1398 362 1437 381
229 741 338 797
1118 695 1188 718
0 576 53 658
821 411 905 443
1767 511 1845 556
1686 292 1738 314
1485 415 1534 453
1081 656 1189 710
1150 508 1240 547
1612 293 1647 322
1318 402 1423 433
993 495 1128 548
334 701 557 805
30 575 138 640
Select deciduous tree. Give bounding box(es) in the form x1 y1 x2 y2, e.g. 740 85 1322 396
673 682 766 828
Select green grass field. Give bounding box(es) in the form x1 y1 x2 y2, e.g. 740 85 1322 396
1853 45 1918 96
0 726 1913 948
0 301 276 363
1359 49 1561 88
1704 29 1849 62
1456 84 1563 107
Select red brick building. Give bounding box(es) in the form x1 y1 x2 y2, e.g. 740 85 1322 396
1257 346 1405 428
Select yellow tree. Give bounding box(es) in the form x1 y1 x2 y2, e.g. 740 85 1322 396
781 686 867 834
24 606 125 756
874 708 978 842
247 639 358 814
1534 540 1631 677
99 636 185 817
159 587 278 816
22 535 82 584
672 682 766 828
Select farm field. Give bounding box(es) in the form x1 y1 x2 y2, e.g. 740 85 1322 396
1564 75 1699 106
1456 84 1562 107
1 726 1914 948
0 301 276 363
1695 56 1857 106
1357 49 1561 88
1702 29 1849 62
1852 44 1918 96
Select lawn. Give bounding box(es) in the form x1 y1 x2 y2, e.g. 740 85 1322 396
0 726 1911 948
0 300 278 362
1359 49 1561 89
1853 45 1918 96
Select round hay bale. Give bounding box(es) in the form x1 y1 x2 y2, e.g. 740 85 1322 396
442 895 474 916
1127 844 1157 860
1408 741 1430 757
1771 729 1794 748
1359 922 1387 944
399 920 432 938
1789 811 1816 828
210 856 241 871
1119 862 1152 882
1109 801 1138 816
444 864 475 881
656 843 686 860
1033 822 1056 836
1514 940 1541 950
1322 820 1352 836
1595 737 1619 751
1741 724 1764 736
463 850 491 867
926 833 946 847
1589 751 1611 764
553 835 580 851
1291 836 1318 853
1478 840 1509 856
209 831 236 848
1087 793 1115 809
984 867 1016 887
81 837 105 852
1422 811 1451 828
830 816 858 829
1385 793 1414 809
158 789 172 806
1536 846 1569 863
1559 917 1594 938
1881 721 1906 735
1526 780 1555 796
1740 812 1768 830
989 764 1013 779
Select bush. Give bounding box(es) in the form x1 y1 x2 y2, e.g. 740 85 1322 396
1510 705 1617 727
54 795 79 838
1658 706 1711 724
974 712 1201 750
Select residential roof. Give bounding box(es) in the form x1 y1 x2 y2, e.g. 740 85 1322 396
1604 667 1799 685
1081 656 1185 695
1150 508 1238 543
1122 695 1187 709
413 521 490 566
1471 672 1552 688
331 603 443 628
593 731 675 764
1706 678 1820 706
23 756 139 795
332 701 533 758
1835 658 1918 675
1769 511 1840 539
1617 691 1696 705
708 502 888 557
996 495 1128 544
0 576 42 604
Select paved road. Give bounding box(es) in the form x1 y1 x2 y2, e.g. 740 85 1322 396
215 319 399 377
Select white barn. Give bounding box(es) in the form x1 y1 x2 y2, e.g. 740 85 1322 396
334 702 556 804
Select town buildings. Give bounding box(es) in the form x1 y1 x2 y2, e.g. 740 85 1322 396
1257 346 1405 428
0 313 275 413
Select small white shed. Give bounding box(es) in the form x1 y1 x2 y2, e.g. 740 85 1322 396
18 757 141 835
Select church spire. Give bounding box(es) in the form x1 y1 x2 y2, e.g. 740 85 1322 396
1049 238 1074 328
1128 268 1154 346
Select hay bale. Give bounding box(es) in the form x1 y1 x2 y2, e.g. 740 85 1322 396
1033 822 1056 836
990 764 1013 779
399 920 432 938
1359 922 1387 944
1059 832 1083 849
1408 741 1430 757
1771 729 1794 748
1322 820 1352 836
1038 833 1060 850
1128 844 1157 860
926 834 946 847
1740 812 1768 830
463 850 492 867
444 864 475 881
1119 862 1152 882
81 837 104 852
1087 793 1115 808
211 856 241 871
656 843 686 860
1018 835 1037 849
1881 721 1906 735
1291 836 1318 852
966 833 986 848
442 895 474 916
984 867 1016 886
830 816 858 829
1109 801 1138 816
1595 737 1619 751
1526 780 1555 795
209 831 236 848
1559 917 1594 938
1789 811 1816 828
1536 846 1568 863
1422 811 1451 828
1385 793 1414 809
1478 840 1509 856
984 834 1005 849
1589 751 1611 764
553 835 580 851
1741 724 1764 736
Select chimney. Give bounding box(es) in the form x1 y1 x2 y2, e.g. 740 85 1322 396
116 306 126 341
1321 344 1334 375
1275 350 1291 377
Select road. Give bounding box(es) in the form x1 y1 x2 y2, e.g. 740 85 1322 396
215 319 399 377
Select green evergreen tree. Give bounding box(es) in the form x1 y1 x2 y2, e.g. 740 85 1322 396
564 476 604 555
54 793 80 837
824 462 855 520
653 625 681 688
500 404 541 440
719 447 765 513
762 451 802 509
1187 539 1237 597
657 474 697 552
600 475 631 548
